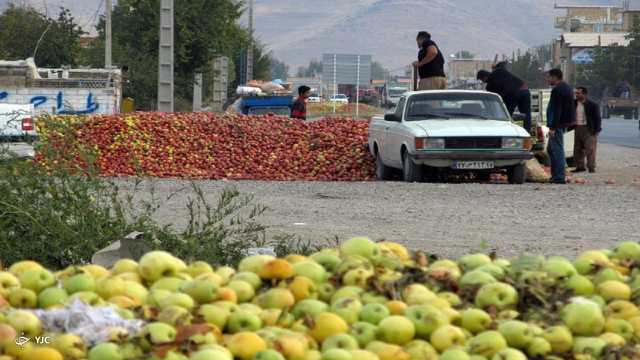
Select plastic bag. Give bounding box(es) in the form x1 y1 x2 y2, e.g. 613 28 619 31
236 86 263 96
260 82 285 94
31 299 144 347
525 158 550 183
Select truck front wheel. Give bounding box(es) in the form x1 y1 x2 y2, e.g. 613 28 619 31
507 164 526 184
375 151 393 181
402 152 422 183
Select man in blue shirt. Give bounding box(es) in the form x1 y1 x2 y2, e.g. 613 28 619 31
546 69 576 184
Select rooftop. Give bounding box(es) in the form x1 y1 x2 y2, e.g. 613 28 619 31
625 0 640 11
561 32 630 46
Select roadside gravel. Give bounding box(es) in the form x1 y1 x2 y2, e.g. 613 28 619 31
124 143 640 260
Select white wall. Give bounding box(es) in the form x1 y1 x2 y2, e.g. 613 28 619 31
0 87 119 115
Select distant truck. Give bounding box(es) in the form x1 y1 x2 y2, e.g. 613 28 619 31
385 85 410 108
0 103 37 159
601 84 640 120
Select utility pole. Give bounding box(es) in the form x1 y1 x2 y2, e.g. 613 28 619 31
157 0 174 112
246 0 254 82
105 0 113 68
356 55 360 119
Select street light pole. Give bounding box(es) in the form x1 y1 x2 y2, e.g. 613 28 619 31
246 0 254 82
105 0 112 68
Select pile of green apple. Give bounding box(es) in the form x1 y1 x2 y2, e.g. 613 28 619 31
1 238 640 360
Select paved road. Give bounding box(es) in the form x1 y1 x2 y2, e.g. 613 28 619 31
600 117 640 149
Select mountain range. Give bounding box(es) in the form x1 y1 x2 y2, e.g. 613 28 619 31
0 0 621 70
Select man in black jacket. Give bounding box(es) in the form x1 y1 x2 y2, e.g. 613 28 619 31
477 65 532 132
573 86 602 173
546 69 576 184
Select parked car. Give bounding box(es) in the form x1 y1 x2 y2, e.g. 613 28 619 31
307 95 321 103
329 94 349 104
0 103 37 159
368 90 533 184
386 86 409 108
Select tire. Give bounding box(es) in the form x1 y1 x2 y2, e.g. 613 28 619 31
566 157 576 168
475 171 492 182
402 151 422 183
375 151 393 181
507 164 526 184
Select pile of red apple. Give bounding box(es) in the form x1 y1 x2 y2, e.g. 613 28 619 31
1 238 640 360
37 113 376 181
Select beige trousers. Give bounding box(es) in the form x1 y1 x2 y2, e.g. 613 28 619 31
418 77 447 90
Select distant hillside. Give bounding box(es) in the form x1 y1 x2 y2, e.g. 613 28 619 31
0 0 622 70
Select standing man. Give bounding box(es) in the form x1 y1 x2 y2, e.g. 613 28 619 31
477 64 532 132
412 32 446 90
573 86 602 173
291 86 311 120
546 69 576 184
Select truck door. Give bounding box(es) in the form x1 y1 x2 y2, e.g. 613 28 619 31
383 97 406 168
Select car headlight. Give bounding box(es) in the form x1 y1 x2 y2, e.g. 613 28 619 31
415 138 445 150
502 137 532 150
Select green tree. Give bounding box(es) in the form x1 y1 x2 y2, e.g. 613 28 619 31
371 61 389 80
270 56 289 80
0 5 84 67
295 58 322 78
509 44 552 89
454 50 475 59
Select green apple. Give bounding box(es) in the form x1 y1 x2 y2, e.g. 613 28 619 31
493 259 511 269
197 304 230 329
318 283 337 303
405 305 449 339
147 289 172 307
293 261 327 283
51 333 87 360
467 331 508 358
593 268 625 285
227 280 255 303
475 264 506 280
214 300 240 314
543 259 577 283
350 322 378 348
361 292 388 305
18 268 55 293
240 303 264 316
254 349 286 360
322 334 360 351
572 336 607 357
185 261 214 278
88 342 123 360
37 287 69 309
96 276 128 300
311 250 343 273
216 266 236 284
474 283 518 310
150 277 186 292
612 241 640 262
597 280 631 301
191 347 233 360
322 348 353 360
111 259 138 275
227 311 263 333
491 348 526 360
231 272 262 290
438 292 462 307
68 291 103 306
332 287 364 304
336 256 373 276
63 273 96 294
429 325 466 353
573 258 597 275
8 288 37 308
429 260 462 278
349 349 379 360
561 298 605 336
440 348 470 360
359 303 390 325
0 272 20 297
6 310 41 337
255 288 295 310
331 297 363 325
497 320 533 349
542 326 573 354
158 305 193 326
343 269 374 288
460 308 492 334
123 281 148 304
142 322 177 344
378 315 415 345
604 318 634 341
238 255 275 273
565 275 594 296
459 271 497 289
293 299 329 319
458 254 492 272
525 337 551 357
402 284 437 306
340 237 382 262
403 339 438 360
138 251 186 282
605 300 640 320
180 280 218 304
158 293 195 311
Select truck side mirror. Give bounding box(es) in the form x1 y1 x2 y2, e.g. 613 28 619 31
384 114 400 122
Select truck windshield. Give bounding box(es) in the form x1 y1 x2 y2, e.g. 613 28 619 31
405 93 510 121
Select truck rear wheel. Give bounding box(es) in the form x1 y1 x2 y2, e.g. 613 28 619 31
375 151 393 181
402 152 422 183
507 164 526 184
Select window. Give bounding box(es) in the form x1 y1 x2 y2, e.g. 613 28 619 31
405 92 510 121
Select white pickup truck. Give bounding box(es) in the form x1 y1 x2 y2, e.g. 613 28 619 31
368 90 533 184
0 103 37 159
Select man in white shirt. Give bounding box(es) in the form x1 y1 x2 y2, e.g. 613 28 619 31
574 87 602 173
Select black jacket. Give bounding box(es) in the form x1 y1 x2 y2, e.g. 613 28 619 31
574 99 602 135
485 68 524 103
547 82 576 129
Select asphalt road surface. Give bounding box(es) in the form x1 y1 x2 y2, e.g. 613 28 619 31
600 117 640 149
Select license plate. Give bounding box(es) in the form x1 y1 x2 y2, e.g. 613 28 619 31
453 161 495 170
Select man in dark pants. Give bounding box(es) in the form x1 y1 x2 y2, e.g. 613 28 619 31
477 65 532 132
546 69 576 184
573 86 602 173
